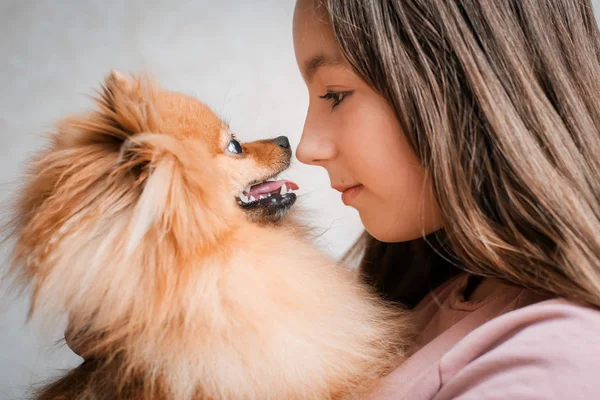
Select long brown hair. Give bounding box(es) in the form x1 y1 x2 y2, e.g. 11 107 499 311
326 0 600 308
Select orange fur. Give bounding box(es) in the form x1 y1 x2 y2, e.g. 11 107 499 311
5 71 413 399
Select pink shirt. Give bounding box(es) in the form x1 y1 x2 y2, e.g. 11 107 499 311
366 274 600 399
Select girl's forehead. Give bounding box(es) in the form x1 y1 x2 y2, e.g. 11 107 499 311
293 0 344 78
293 0 332 45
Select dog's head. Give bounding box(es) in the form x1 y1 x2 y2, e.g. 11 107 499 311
97 70 297 225
6 71 299 325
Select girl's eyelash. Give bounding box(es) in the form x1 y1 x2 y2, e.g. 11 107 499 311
319 90 352 110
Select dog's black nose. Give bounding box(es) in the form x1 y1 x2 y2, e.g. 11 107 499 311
273 136 290 149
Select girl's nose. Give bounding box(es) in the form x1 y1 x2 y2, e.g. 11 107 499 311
296 118 337 166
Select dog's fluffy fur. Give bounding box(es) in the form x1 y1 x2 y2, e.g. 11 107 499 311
5 71 413 399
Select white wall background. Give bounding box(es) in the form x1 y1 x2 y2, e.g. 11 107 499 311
1 0 599 398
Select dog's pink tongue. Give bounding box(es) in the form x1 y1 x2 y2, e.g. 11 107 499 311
248 180 299 197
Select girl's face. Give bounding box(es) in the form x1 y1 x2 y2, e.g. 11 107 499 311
292 0 443 242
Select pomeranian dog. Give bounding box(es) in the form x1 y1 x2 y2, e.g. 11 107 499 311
4 70 412 400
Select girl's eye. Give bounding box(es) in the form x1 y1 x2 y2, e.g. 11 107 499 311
319 90 352 110
227 138 243 155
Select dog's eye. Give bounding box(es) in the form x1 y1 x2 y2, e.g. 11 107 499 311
227 138 243 155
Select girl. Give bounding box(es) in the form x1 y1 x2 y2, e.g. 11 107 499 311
293 0 600 398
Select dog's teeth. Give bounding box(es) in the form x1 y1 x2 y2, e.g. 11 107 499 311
280 184 288 195
240 192 249 203
249 195 256 202
267 193 271 197
259 194 266 200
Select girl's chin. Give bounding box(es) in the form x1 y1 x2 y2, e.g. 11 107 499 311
360 211 427 243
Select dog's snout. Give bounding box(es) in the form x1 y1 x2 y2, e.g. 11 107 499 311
273 136 290 149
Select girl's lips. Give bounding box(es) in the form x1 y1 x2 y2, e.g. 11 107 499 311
341 184 364 205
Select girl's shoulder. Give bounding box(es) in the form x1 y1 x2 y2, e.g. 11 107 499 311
435 298 600 399
366 276 600 400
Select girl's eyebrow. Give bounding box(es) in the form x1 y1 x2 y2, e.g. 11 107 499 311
303 53 345 83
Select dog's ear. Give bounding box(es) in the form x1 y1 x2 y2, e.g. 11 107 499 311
93 70 161 141
108 69 132 92
72 70 163 183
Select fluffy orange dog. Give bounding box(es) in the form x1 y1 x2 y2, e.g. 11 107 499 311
5 71 412 399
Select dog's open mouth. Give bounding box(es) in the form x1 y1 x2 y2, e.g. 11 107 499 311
237 178 299 211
